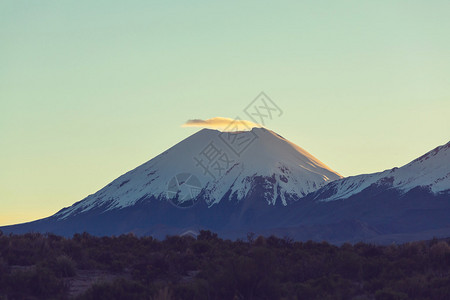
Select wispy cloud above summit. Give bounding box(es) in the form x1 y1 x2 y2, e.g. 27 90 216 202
182 117 263 131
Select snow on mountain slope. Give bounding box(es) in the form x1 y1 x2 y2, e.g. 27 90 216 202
312 141 450 202
56 127 342 219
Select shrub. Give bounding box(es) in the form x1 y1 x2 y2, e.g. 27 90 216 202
53 255 77 277
375 288 408 300
78 278 147 300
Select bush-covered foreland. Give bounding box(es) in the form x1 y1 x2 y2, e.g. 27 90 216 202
0 230 449 300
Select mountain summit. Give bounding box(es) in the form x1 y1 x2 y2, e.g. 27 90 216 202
308 141 450 202
55 127 341 220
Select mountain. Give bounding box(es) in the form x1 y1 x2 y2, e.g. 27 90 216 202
56 127 341 217
0 127 342 237
272 141 450 243
1 127 449 244
307 141 450 202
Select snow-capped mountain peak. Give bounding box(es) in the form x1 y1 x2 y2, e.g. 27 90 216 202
55 127 342 219
311 141 450 202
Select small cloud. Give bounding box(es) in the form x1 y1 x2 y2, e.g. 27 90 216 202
182 117 263 132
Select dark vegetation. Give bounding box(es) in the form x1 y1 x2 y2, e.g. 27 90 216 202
0 230 449 299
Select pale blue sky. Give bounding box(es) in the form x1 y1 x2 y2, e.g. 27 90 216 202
1 1 449 225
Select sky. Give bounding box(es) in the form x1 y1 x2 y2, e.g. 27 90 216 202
1 1 449 226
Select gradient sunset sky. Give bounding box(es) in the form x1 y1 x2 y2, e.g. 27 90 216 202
1 1 449 225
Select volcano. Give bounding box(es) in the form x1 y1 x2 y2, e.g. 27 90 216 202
1 127 342 238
